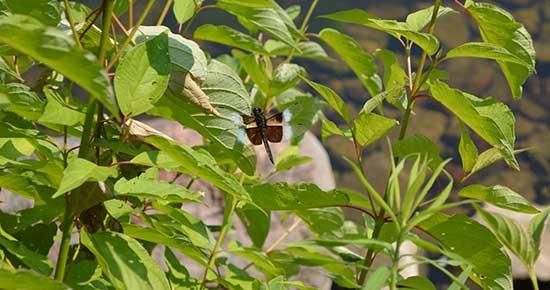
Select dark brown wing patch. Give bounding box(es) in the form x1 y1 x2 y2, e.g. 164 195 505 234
265 112 283 125
245 127 263 145
266 126 283 143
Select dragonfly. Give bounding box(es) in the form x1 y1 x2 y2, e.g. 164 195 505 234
242 107 283 164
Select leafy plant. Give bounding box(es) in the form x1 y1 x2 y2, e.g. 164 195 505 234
0 0 547 289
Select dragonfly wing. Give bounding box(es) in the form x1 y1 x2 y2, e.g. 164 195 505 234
265 112 283 125
245 127 263 145
266 126 283 143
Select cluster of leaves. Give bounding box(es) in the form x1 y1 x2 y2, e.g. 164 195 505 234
0 0 547 290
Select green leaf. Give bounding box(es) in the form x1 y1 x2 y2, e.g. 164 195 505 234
321 9 440 55
466 2 536 99
38 87 84 126
352 112 398 147
173 0 201 24
285 4 301 20
0 225 53 275
446 42 531 67
275 145 312 171
296 208 344 238
477 207 534 268
0 269 68 290
0 15 117 114
321 119 346 142
234 50 271 94
429 80 517 169
135 26 208 82
123 224 207 265
270 63 305 96
228 246 284 278
398 276 436 290
406 5 455 31
236 208 270 248
393 134 443 169
201 60 251 115
115 32 170 117
217 2 299 50
4 0 61 26
136 136 251 202
264 40 330 61
459 184 539 214
363 266 390 290
528 208 550 261
80 230 170 290
458 123 478 173
194 24 267 54
52 158 118 198
303 79 350 123
318 28 377 92
276 91 323 144
114 169 203 203
0 83 43 121
374 49 407 108
419 214 512 290
469 147 526 177
153 202 214 249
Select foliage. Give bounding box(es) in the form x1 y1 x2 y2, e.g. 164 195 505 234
0 0 546 290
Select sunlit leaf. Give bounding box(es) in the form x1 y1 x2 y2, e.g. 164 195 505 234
0 269 68 290
459 184 539 214
458 123 478 173
38 87 84 126
406 5 455 31
173 0 202 24
52 158 118 198
393 134 443 169
194 24 267 54
352 112 398 147
303 79 350 123
528 208 550 262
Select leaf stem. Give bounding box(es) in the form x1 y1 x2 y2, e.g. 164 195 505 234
107 0 155 70
199 198 237 290
265 218 301 253
156 0 174 25
529 268 540 290
63 0 83 49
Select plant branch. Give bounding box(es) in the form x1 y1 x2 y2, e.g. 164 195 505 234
156 0 174 25
107 0 155 70
63 0 83 49
199 198 237 290
284 0 319 63
265 218 301 253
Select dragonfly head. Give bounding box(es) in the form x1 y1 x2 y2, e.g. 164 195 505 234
252 107 262 115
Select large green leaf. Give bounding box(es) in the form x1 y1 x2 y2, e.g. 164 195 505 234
352 112 398 147
134 136 250 202
52 158 118 198
374 49 407 108
321 9 440 55
419 214 512 290
135 26 208 81
4 0 61 26
318 28 377 93
466 2 536 99
363 267 390 290
0 15 117 114
115 32 170 117
458 123 478 173
303 79 349 123
194 24 267 54
270 63 305 96
528 208 550 262
429 80 517 169
173 0 202 24
237 208 270 248
459 184 539 214
275 145 312 172
217 2 299 50
228 246 284 278
0 225 52 275
276 90 323 144
0 269 68 290
38 87 84 126
247 182 361 211
406 5 455 32
80 230 170 290
114 169 203 203
201 60 250 115
397 276 437 290
446 42 531 67
0 83 43 121
264 40 329 61
477 207 534 268
392 134 443 169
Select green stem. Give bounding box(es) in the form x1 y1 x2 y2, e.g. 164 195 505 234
106 0 155 70
54 1 115 282
63 0 83 49
156 0 173 25
199 198 237 290
284 0 319 63
389 236 402 290
529 269 540 290
398 98 413 140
